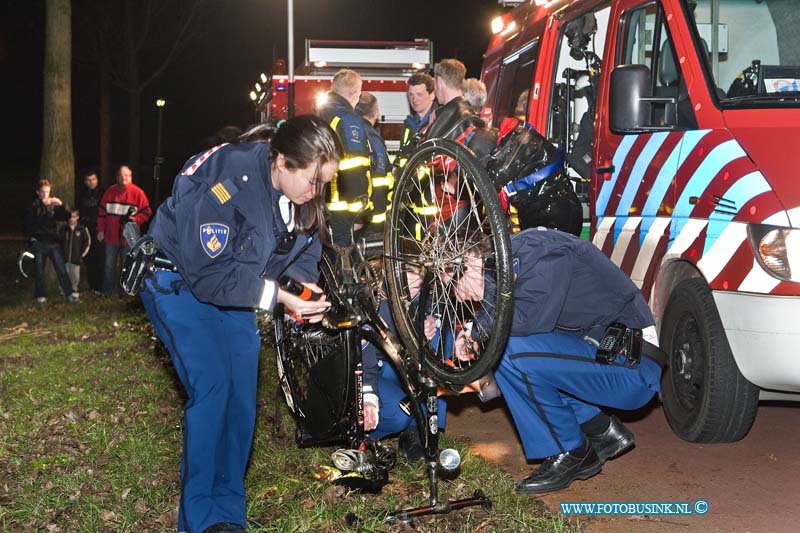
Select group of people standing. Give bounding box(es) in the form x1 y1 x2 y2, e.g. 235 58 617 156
316 59 489 247
22 165 152 303
134 58 663 532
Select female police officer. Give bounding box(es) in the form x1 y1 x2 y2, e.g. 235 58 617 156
448 227 664 495
141 115 342 533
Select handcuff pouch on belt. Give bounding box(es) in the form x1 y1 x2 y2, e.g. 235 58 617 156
595 322 642 368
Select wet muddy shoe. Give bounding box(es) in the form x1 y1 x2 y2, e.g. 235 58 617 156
397 426 425 463
203 523 245 533
515 440 602 494
586 415 635 463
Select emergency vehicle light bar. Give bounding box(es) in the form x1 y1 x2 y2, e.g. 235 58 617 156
305 39 432 70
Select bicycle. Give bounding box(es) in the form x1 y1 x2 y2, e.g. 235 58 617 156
273 138 514 523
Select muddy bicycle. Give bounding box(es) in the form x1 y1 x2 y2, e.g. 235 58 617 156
273 138 516 522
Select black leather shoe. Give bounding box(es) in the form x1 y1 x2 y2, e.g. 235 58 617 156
203 523 245 533
515 440 602 494
586 415 635 463
398 426 425 463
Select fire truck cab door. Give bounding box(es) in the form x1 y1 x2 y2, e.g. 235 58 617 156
593 0 699 291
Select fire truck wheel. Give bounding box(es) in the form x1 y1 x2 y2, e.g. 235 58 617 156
660 278 759 443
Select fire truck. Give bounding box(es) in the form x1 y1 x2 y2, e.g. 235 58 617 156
263 39 433 152
481 0 800 443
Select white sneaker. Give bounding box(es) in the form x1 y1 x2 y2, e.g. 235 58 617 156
68 292 80 302
36 297 47 304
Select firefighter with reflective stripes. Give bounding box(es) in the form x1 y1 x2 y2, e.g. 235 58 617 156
355 92 392 237
317 69 372 244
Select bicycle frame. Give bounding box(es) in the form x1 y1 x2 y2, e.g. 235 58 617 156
277 213 491 522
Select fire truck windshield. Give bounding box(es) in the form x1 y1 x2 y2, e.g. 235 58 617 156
690 0 800 106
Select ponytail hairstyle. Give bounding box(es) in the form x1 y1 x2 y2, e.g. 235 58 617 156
268 115 343 240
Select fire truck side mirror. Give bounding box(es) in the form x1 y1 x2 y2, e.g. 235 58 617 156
609 64 652 133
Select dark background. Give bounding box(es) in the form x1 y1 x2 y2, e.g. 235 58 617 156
0 0 507 230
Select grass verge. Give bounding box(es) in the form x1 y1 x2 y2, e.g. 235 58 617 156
0 243 575 532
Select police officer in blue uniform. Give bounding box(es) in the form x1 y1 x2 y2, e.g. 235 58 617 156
317 69 372 244
448 228 664 494
361 284 446 462
140 116 342 533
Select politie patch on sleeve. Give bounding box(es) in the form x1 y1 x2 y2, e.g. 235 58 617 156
199 223 230 258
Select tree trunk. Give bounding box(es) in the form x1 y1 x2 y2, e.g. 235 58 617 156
99 62 112 187
40 0 75 207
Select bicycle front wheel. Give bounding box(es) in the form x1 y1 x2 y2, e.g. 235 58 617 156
385 139 514 386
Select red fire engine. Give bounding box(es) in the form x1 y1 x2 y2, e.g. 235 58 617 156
481 0 800 443
263 39 433 151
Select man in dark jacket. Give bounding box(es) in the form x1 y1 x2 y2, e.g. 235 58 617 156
23 179 76 303
447 228 663 494
77 170 105 292
425 59 495 161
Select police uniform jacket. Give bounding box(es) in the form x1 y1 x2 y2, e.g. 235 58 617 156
148 142 321 310
318 93 371 208
485 229 654 339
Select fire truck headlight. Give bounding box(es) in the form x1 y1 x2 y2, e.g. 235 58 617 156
491 16 505 34
747 223 800 282
315 91 328 110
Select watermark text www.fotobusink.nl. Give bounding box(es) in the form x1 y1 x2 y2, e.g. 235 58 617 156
559 499 709 516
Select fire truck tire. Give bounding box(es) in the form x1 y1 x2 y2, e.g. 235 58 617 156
660 278 759 443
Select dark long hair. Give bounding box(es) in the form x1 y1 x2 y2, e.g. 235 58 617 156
241 116 343 241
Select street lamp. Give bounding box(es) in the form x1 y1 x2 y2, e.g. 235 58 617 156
288 0 295 118
154 98 166 207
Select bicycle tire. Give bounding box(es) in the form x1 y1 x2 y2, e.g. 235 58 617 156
385 138 514 386
274 252 359 445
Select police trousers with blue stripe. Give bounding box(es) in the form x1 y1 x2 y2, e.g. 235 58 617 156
141 270 259 533
494 331 661 460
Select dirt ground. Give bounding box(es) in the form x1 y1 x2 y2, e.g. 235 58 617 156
445 396 800 532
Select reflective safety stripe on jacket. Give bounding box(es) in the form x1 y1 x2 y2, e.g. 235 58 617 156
369 174 394 223
327 116 372 212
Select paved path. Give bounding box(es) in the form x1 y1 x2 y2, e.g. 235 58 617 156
446 396 799 532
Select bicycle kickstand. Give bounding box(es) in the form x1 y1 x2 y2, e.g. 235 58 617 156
384 376 492 525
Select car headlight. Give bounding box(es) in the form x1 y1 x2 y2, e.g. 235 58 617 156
747 223 800 282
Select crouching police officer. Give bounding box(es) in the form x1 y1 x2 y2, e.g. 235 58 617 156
448 227 665 494
140 115 342 532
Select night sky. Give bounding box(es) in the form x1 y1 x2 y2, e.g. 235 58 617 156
1 0 506 196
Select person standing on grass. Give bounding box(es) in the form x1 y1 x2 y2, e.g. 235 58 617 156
23 179 77 304
77 170 105 293
60 208 91 297
97 165 151 295
140 115 340 533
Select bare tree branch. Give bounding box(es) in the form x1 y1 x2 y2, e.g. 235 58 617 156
140 1 204 89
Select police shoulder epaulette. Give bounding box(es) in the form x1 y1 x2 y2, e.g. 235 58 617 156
209 178 240 205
